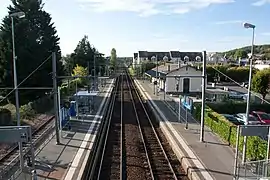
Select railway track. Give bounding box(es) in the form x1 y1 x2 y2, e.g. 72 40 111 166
0 115 55 179
89 70 187 180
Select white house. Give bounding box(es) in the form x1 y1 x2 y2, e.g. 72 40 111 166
165 65 203 95
145 63 205 96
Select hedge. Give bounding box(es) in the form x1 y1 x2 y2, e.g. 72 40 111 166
0 79 83 125
205 65 258 82
193 103 267 160
207 102 270 114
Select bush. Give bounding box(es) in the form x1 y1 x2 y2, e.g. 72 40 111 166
193 103 267 160
0 104 15 125
205 65 257 82
207 102 270 114
0 78 81 124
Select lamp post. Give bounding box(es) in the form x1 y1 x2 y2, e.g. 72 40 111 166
10 11 25 170
242 22 255 164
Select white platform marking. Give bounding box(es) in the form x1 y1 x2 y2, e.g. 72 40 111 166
134 79 214 180
64 81 114 180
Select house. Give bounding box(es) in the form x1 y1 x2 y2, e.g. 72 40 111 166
135 50 203 64
145 63 204 96
170 51 181 63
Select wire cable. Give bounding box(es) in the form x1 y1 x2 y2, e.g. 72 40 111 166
0 54 52 104
211 66 270 105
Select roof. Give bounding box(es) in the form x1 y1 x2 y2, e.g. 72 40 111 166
138 51 148 58
170 51 181 58
145 69 166 79
137 51 171 60
179 52 203 61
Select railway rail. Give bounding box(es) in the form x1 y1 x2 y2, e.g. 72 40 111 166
0 115 55 179
85 69 187 180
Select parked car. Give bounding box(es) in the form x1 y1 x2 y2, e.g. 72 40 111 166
221 114 244 125
251 111 270 124
241 82 249 88
234 113 262 125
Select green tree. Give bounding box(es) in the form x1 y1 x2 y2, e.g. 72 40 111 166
234 49 248 59
252 68 270 102
69 36 105 76
0 0 64 104
72 64 88 85
110 48 117 69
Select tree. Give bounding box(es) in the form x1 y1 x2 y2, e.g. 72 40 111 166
72 64 88 85
234 49 248 60
252 68 270 102
110 48 117 69
0 0 64 103
69 36 105 76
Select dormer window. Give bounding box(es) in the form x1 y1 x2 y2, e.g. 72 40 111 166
184 56 189 62
196 56 201 61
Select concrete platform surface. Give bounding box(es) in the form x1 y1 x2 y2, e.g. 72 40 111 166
135 79 256 180
14 79 114 180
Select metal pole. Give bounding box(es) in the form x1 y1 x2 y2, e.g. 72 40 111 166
11 16 24 170
94 54 96 91
58 87 62 133
200 51 207 142
163 80 166 100
28 127 35 171
52 52 60 144
265 127 270 177
242 27 255 163
155 55 158 95
185 107 188 129
178 97 181 122
234 126 240 179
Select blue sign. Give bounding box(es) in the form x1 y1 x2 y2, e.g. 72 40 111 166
60 107 70 129
181 95 193 111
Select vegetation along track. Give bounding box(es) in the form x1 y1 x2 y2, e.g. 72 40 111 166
0 115 55 179
93 70 188 180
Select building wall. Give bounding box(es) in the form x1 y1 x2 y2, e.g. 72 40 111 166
165 66 203 93
254 64 270 70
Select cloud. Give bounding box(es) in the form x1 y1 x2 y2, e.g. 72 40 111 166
77 0 235 16
252 0 270 6
215 20 243 25
261 32 270 36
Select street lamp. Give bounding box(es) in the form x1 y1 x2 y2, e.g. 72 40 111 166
10 11 25 170
242 22 255 164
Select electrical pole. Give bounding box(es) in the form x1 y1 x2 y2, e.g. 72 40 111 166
52 52 60 144
11 16 24 170
200 51 207 142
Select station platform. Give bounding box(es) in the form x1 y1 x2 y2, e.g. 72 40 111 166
134 79 255 180
15 79 115 180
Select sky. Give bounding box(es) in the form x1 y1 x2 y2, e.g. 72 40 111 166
0 0 270 57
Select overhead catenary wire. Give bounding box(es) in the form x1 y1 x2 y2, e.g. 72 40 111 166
0 54 52 104
211 66 270 105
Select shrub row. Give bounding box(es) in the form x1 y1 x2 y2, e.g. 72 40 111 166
193 103 267 160
207 102 270 114
205 65 257 82
0 79 83 125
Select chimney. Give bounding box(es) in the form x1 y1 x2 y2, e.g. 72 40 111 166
167 65 170 72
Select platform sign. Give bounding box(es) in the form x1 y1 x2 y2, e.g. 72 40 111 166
182 95 193 111
0 126 30 143
240 125 269 136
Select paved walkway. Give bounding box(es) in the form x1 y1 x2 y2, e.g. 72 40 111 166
135 79 256 180
15 79 115 180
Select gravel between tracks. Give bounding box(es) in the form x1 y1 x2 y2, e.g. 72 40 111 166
98 74 188 180
123 78 150 180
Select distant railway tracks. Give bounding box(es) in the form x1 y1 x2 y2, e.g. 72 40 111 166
0 115 55 179
85 70 187 180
